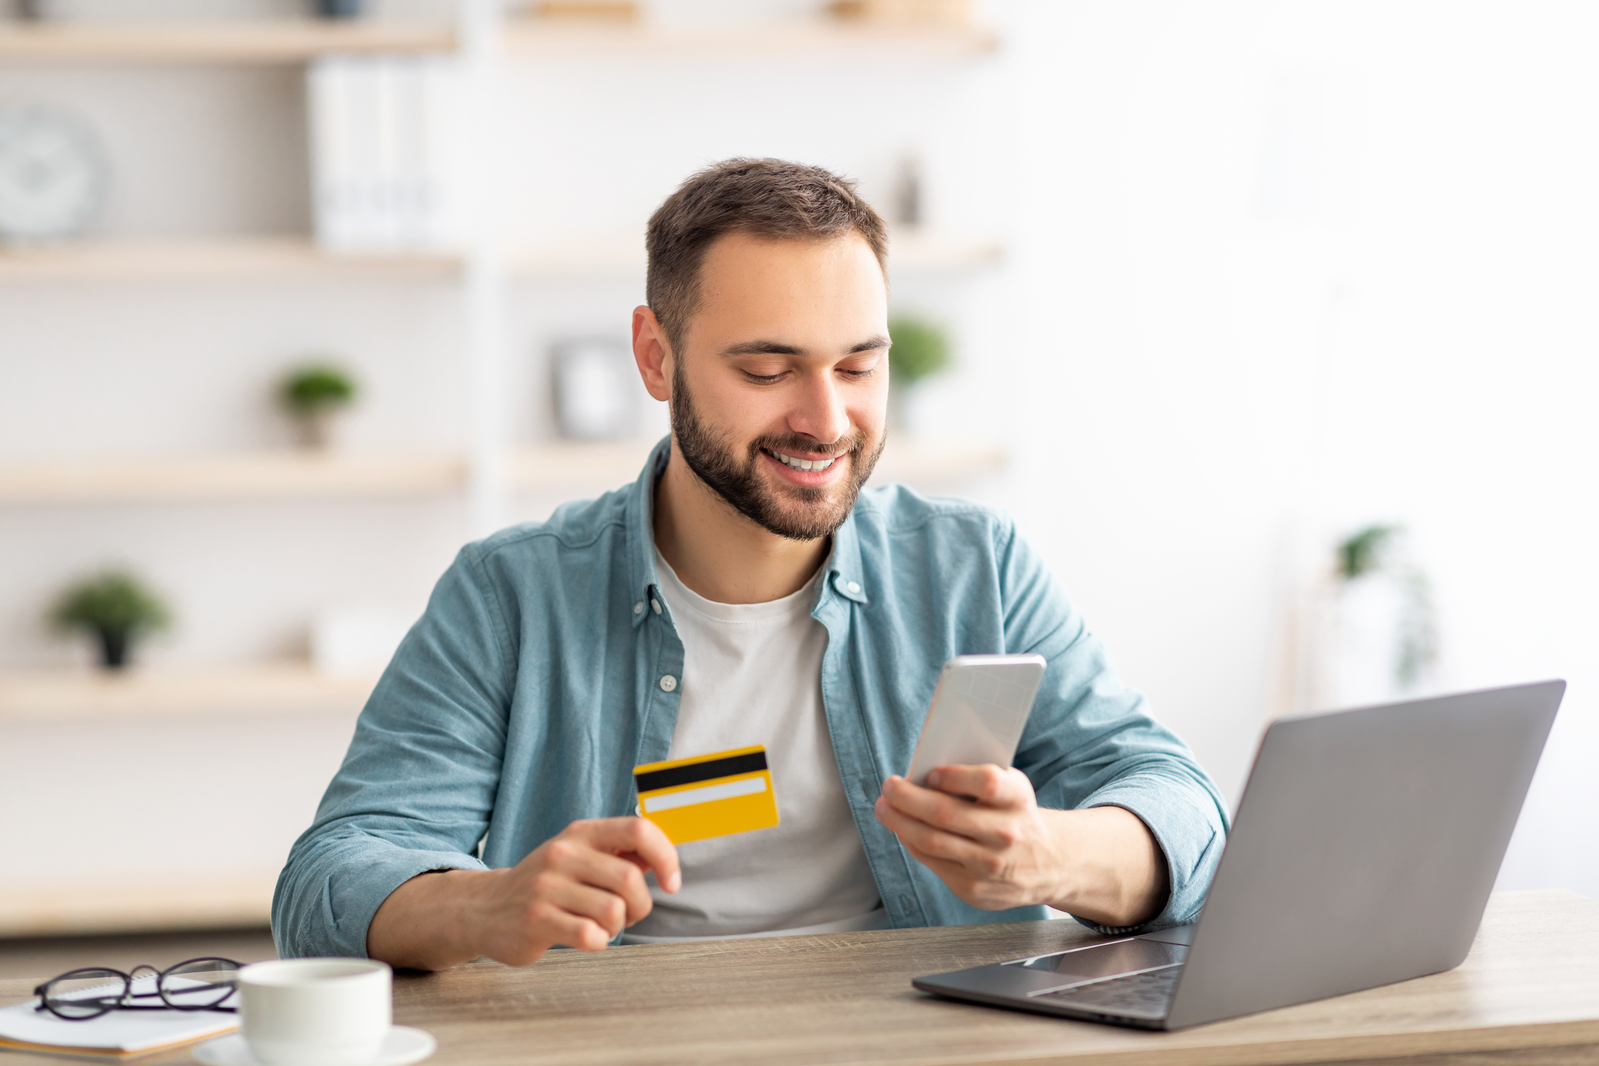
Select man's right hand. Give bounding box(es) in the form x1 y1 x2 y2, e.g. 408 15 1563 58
366 817 680 971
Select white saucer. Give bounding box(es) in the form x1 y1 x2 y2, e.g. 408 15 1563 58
193 1026 436 1066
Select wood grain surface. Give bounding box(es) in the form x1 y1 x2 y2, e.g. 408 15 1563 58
0 890 1594 1066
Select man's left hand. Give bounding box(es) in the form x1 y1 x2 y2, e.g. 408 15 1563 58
874 765 1170 928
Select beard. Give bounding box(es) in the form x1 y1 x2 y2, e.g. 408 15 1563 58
669 360 885 542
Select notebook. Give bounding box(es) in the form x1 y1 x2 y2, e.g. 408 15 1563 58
0 975 238 1061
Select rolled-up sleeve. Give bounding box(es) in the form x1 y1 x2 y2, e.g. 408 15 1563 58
999 523 1230 930
272 546 517 958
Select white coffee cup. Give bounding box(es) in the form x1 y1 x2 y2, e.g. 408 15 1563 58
238 958 392 1066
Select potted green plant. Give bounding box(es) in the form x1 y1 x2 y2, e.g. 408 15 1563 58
50 569 171 671
887 316 951 428
1334 524 1437 690
279 362 357 449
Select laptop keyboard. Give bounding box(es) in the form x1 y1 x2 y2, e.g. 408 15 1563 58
1039 965 1181 1015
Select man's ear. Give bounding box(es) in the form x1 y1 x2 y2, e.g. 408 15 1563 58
632 306 674 403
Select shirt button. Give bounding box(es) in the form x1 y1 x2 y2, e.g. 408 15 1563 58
633 602 644 615
659 674 677 692
651 599 662 614
847 580 861 594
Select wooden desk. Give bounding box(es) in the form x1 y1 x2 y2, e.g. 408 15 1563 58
1 890 1596 1066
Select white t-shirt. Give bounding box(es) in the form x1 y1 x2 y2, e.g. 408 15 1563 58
620 550 885 942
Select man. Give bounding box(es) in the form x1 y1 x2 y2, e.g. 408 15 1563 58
274 159 1227 969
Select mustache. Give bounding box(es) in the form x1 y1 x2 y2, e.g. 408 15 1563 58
747 431 866 459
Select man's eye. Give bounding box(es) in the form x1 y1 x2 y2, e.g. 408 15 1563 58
838 358 881 379
742 370 785 384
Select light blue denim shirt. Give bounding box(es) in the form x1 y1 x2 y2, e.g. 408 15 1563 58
274 439 1229 958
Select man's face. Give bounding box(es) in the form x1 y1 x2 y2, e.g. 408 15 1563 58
667 231 890 542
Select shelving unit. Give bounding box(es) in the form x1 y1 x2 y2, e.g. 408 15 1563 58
501 20 998 58
0 20 454 63
515 228 1002 279
0 878 278 937
0 661 378 940
0 230 997 282
0 451 465 504
0 6 1005 525
0 18 993 66
0 4 1005 937
0 237 460 281
0 438 1007 505
0 664 377 722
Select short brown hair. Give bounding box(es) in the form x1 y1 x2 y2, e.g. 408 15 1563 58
645 158 889 355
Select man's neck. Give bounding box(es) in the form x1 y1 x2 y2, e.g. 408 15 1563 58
652 439 830 605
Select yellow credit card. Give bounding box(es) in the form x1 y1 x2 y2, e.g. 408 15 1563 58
634 745 779 845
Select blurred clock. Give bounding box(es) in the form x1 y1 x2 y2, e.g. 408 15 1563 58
0 103 109 245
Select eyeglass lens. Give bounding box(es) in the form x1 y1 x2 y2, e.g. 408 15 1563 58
42 968 129 1019
158 958 240 1010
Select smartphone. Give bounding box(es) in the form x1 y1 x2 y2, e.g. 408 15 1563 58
904 654 1048 787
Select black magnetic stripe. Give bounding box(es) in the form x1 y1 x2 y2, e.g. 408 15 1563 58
634 751 767 794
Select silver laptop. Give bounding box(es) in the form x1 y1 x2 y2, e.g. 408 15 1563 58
913 680 1565 1030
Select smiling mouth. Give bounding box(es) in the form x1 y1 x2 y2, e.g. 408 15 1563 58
765 448 845 473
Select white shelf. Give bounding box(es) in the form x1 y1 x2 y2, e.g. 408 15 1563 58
0 664 378 722
0 446 631 505
0 20 454 64
0 237 461 282
886 230 1005 272
0 878 274 937
0 19 993 66
507 441 655 492
0 439 1006 506
516 229 1003 279
503 20 998 59
871 437 1009 484
0 231 999 282
0 450 467 504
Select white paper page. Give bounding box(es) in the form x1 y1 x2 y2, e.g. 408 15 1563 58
0 977 238 1053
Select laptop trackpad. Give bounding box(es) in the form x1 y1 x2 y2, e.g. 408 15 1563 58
1017 938 1186 977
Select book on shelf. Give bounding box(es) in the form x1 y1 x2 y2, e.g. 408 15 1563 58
308 55 464 255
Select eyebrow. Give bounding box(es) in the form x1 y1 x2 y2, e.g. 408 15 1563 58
721 335 891 357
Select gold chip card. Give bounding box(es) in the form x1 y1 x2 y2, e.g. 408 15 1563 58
634 745 779 845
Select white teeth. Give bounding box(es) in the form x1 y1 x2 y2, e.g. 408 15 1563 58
770 450 839 473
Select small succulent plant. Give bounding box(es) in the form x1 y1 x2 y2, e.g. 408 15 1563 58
279 362 357 449
50 569 171 670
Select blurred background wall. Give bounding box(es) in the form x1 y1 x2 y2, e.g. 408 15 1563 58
0 0 1594 936
969 0 1599 901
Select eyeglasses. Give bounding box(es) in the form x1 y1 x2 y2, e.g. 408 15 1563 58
33 957 241 1021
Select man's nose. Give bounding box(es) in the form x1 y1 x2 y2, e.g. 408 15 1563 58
787 370 851 446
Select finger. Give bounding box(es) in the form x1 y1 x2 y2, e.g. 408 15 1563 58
880 777 1014 845
878 780 970 837
551 847 656 926
538 877 632 939
526 899 614 954
901 841 969 884
926 765 1027 806
575 817 682 893
875 794 993 864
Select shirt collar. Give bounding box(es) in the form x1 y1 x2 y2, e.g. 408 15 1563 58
625 437 673 629
823 499 870 606
624 435 871 627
